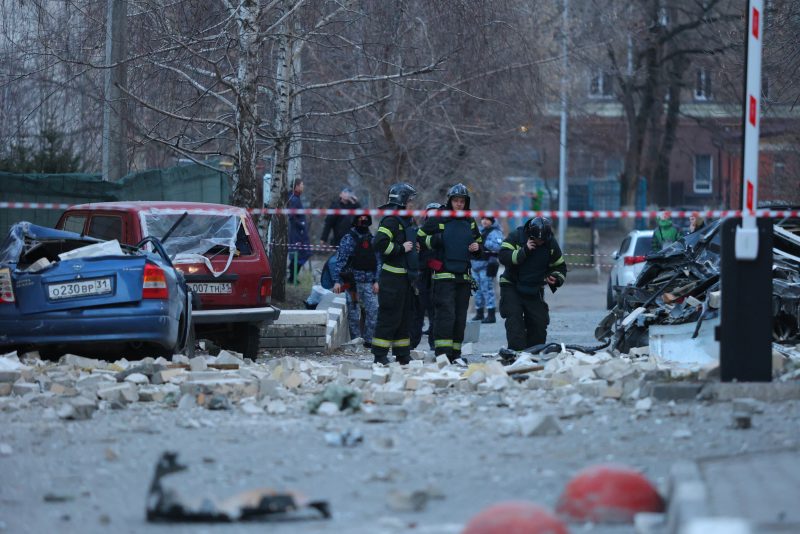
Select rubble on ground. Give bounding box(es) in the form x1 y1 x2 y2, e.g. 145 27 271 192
597 215 800 353
2 340 798 420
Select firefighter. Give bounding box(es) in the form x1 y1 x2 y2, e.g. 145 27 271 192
498 216 567 351
410 203 444 350
332 214 380 347
371 182 419 365
418 183 483 363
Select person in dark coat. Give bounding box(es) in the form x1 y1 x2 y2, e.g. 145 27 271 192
498 217 567 350
320 187 361 246
287 179 311 283
332 215 380 347
410 203 443 350
417 183 483 363
371 183 419 365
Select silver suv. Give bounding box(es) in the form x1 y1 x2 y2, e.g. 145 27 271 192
607 229 653 309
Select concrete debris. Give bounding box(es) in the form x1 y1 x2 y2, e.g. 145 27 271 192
324 428 363 447
316 401 341 416
123 373 149 385
308 384 362 414
386 488 443 513
1 334 796 432
214 350 244 366
56 397 97 420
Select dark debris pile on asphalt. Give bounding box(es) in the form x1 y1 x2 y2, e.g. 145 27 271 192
596 216 800 353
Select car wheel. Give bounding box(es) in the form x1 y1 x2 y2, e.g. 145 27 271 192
177 294 195 358
606 278 615 310
237 323 262 360
182 324 196 358
38 347 65 361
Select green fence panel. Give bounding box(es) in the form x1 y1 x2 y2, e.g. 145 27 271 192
0 165 230 237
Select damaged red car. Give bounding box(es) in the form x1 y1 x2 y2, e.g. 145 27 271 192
56 201 280 358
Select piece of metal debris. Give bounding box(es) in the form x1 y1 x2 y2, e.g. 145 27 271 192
146 452 331 523
599 215 800 353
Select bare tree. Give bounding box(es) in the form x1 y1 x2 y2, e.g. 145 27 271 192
570 0 739 206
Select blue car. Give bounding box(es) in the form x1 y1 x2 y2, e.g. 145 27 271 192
0 222 192 359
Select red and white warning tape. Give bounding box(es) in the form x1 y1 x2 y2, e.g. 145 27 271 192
2 202 797 220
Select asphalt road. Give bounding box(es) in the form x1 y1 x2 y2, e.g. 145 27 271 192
467 277 609 356
3 277 798 534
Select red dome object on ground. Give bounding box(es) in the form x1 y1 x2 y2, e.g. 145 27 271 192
463 501 568 534
556 464 665 523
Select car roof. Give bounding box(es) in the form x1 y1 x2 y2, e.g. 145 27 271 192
628 229 654 238
67 201 248 215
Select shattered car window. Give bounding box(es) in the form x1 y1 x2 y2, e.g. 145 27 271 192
0 221 106 268
139 209 242 277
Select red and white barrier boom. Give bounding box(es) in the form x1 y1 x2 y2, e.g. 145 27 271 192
720 0 772 383
1 203 798 220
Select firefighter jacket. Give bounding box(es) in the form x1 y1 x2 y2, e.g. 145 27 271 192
499 227 567 296
372 208 419 280
417 216 483 281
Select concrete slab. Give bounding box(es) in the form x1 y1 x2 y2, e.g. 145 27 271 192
274 310 327 325
668 449 800 533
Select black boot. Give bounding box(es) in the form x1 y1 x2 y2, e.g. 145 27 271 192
482 308 496 324
471 307 484 321
373 354 390 365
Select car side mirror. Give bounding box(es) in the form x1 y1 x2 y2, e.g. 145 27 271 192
612 251 619 260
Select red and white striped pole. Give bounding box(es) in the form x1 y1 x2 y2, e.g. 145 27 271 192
719 0 772 383
735 0 763 259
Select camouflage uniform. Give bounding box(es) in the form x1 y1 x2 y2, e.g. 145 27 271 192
332 227 380 344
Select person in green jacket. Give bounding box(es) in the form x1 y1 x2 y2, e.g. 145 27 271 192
652 214 680 252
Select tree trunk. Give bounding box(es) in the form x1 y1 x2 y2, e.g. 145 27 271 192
229 0 260 211
619 39 659 208
267 6 296 302
652 57 688 206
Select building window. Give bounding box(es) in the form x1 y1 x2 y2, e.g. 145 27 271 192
589 70 613 98
694 154 713 193
694 69 712 101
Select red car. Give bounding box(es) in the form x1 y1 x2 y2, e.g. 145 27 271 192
56 201 279 358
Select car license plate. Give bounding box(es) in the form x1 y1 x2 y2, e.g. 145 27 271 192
188 282 232 294
48 277 113 300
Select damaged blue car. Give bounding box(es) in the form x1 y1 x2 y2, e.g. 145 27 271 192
0 222 192 359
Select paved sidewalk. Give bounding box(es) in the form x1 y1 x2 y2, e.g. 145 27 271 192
668 448 800 533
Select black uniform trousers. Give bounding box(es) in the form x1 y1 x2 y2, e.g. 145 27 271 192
499 284 549 350
432 278 471 360
372 270 414 361
410 269 435 350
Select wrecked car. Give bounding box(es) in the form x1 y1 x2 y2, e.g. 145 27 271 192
0 222 192 358
56 202 280 358
596 215 800 353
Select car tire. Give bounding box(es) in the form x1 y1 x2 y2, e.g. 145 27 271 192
606 278 615 310
38 347 65 361
177 293 195 358
235 323 262 360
